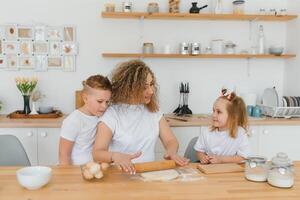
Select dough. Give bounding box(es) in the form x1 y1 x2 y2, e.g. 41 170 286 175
141 169 179 181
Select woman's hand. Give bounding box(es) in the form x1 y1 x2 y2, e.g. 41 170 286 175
112 151 142 174
164 153 189 166
208 155 222 164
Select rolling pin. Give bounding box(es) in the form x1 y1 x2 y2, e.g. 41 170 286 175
134 160 176 173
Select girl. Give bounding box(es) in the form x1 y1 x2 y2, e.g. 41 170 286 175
93 60 189 174
59 75 112 165
194 89 250 164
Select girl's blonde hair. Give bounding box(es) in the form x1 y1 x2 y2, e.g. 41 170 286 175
211 93 248 138
110 60 159 112
82 75 112 93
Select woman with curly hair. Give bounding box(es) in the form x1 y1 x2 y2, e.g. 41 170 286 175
93 60 189 174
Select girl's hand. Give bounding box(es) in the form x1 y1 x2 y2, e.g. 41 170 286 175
164 153 189 166
112 152 142 174
198 153 210 164
208 155 222 164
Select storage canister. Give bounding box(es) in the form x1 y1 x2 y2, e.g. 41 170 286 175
180 42 190 55
233 0 245 15
245 156 269 182
148 2 159 14
143 43 154 54
191 43 201 55
122 2 133 12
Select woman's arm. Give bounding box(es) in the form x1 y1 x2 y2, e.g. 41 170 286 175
92 122 141 174
159 117 189 166
59 138 74 165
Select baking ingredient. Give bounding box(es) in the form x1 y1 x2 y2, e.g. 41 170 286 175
141 169 179 181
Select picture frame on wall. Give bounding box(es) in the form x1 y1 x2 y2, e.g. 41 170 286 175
49 41 61 56
0 26 5 39
35 55 47 71
20 41 32 55
62 42 78 55
3 41 19 54
63 26 76 41
18 26 34 40
0 40 2 55
47 27 63 41
0 56 6 68
5 24 18 41
33 41 48 55
63 56 75 72
6 54 18 70
19 56 35 69
47 56 63 69
35 25 46 41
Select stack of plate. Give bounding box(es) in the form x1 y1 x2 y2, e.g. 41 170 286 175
282 96 300 107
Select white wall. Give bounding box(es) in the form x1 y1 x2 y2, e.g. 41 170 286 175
285 0 300 96
0 0 291 114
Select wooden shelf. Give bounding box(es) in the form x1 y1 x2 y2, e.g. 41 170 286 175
102 12 297 21
102 53 296 59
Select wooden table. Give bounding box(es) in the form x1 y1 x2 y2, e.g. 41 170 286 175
1 163 299 200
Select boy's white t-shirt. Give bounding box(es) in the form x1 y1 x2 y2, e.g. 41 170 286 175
60 110 100 165
194 126 250 158
101 104 162 163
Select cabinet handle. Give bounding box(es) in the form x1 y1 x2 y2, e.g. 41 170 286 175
40 132 47 137
27 132 33 137
262 130 269 135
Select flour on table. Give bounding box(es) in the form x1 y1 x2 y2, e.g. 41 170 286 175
141 169 179 181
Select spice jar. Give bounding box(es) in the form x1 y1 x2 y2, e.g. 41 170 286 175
105 3 115 12
143 43 154 54
232 0 245 15
191 43 201 55
245 156 269 182
147 2 159 14
267 152 294 188
224 41 236 54
122 2 133 13
179 42 190 55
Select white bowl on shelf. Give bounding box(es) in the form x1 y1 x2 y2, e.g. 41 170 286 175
16 166 52 190
269 46 284 56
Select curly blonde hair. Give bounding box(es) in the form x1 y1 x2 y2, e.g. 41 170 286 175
210 93 248 138
110 60 159 112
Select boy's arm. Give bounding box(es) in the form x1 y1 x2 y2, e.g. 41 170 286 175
59 137 74 165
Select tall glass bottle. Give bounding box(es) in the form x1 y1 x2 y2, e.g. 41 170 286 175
258 25 266 54
214 0 223 14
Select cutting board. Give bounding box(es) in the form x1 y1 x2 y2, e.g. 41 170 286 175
75 90 84 109
197 163 244 174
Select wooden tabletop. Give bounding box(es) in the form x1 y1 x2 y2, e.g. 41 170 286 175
0 163 299 200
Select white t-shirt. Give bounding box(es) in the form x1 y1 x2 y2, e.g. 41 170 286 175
60 110 100 165
194 126 250 158
101 104 162 163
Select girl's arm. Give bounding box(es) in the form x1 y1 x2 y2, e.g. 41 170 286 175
92 123 141 174
196 151 210 164
59 138 74 165
208 155 245 164
159 117 189 166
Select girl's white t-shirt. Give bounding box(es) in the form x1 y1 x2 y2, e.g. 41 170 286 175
194 126 250 158
101 104 162 163
60 110 100 165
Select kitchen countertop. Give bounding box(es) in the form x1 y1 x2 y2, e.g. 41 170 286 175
0 162 299 200
1 114 300 128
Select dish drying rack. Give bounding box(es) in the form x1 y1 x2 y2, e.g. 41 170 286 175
260 105 300 118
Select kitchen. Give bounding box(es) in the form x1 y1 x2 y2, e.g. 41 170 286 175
0 0 300 199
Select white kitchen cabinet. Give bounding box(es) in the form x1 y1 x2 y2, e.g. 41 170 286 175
155 127 200 160
248 126 260 156
0 128 60 166
0 128 38 165
37 128 60 165
259 125 300 160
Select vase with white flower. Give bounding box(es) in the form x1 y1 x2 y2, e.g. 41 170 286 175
31 90 45 114
15 76 38 115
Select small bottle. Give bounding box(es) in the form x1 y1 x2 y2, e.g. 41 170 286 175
258 25 265 54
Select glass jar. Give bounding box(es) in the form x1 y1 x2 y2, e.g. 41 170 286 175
224 41 236 54
143 43 154 54
180 42 190 55
191 43 201 55
105 3 115 12
148 2 159 14
122 2 133 13
232 0 245 15
267 152 294 188
245 156 269 182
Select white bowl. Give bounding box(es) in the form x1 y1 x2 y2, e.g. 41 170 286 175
269 46 284 56
16 166 52 190
38 106 53 114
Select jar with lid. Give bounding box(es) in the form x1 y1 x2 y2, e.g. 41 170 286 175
191 43 201 55
245 156 269 182
267 152 294 188
179 42 190 55
143 43 154 54
122 2 133 13
232 0 245 15
105 3 115 12
148 2 159 14
224 41 236 54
